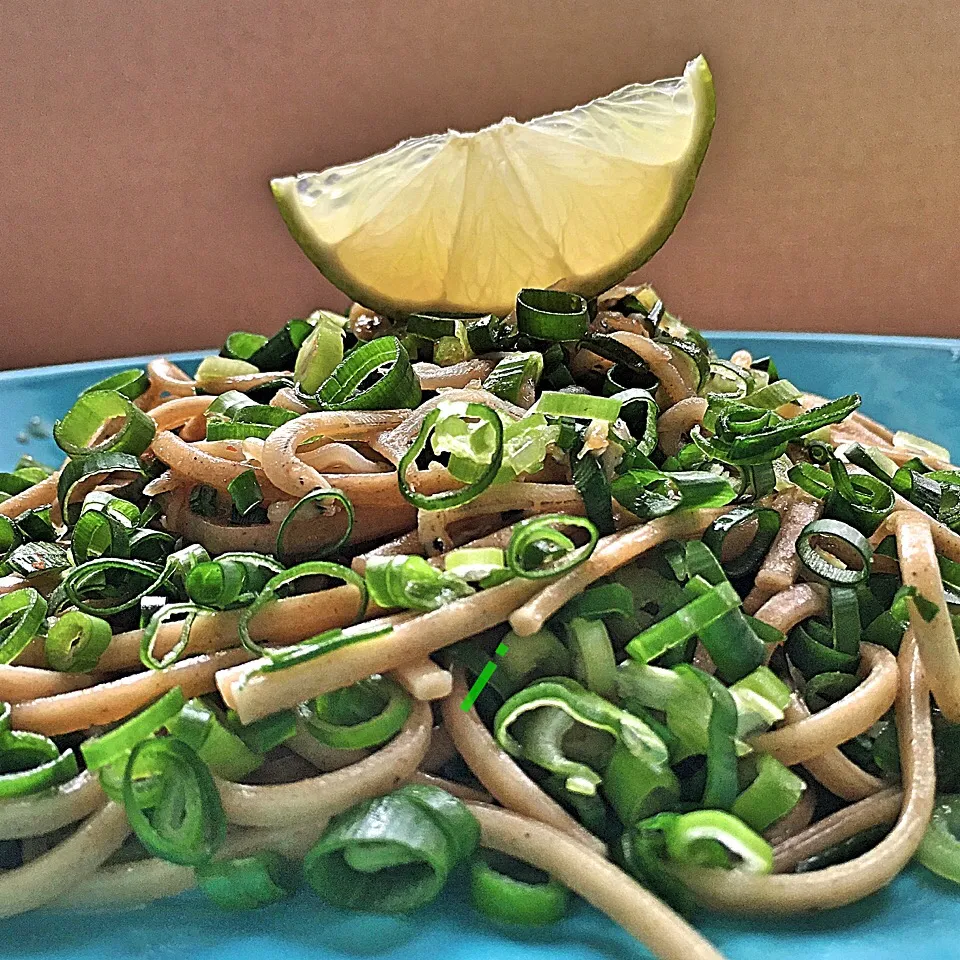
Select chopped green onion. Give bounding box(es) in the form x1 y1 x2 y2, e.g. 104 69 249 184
71 507 131 564
80 368 150 401
915 794 960 884
276 489 354 564
61 557 167 616
238 562 368 658
495 414 561 483
248 317 315 372
430 401 502 484
602 738 680 825
638 809 773 873
365 554 474 612
196 357 260 383
535 391 623 421
167 697 263 781
570 434 615 536
45 611 112 672
57 452 145 525
611 469 735 520
732 754 805 832
434 319 472 367
0 728 78 798
796 518 872 585
443 547 506 582
729 666 792 738
227 470 263 518
703 506 781 580
613 388 659 456
516 289 589 341
398 402 503 510
494 677 668 795
304 783 480 912
313 337 420 410
0 589 47 665
54 390 156 459
484 352 544 404
741 379 802 410
700 359 751 399
506 514 599 580
489 629 571 696
294 310 347 394
123 736 226 866
804 671 860 712
196 852 301 909
626 580 741 665
220 331 270 362
693 394 861 465
2 542 71 580
224 709 296 754
299 675 412 750
470 850 570 925
557 581 635 624
465 314 518 354
81 688 187 772
559 617 617 699
140 603 205 671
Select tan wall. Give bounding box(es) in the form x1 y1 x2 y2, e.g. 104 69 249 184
1 0 957 368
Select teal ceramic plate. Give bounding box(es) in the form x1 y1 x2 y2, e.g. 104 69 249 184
1 332 958 960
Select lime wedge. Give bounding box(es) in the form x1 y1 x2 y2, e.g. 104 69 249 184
272 56 715 317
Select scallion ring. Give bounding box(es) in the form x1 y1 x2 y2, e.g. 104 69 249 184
53 389 156 458
506 514 599 580
796 518 872 586
122 736 226 866
298 675 412 750
703 506 781 580
81 687 187 772
238 562 368 657
276 489 354 564
398 403 503 511
516 289 589 341
45 611 112 672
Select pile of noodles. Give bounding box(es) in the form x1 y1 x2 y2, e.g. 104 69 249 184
0 317 954 960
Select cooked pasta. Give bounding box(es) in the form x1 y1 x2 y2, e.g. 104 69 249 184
0 285 958 960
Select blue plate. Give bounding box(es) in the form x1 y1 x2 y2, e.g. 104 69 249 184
1 332 958 960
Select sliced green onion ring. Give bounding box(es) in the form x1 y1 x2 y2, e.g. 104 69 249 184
53 390 156 458
703 505 781 579
516 289 589 341
470 850 570 925
298 675 412 750
80 368 150 401
238 562 368 657
196 851 301 909
140 603 206 671
312 337 420 411
796 518 872 586
276 489 354 564
535 391 623 421
57 452 145 525
81 687 187 772
122 736 226 866
304 783 480 913
0 589 47 665
0 729 79 798
45 611 112 672
506 514 599 580
398 403 504 511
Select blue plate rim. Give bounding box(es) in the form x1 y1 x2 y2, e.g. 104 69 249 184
2 332 960 381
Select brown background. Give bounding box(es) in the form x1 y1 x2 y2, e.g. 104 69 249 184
2 0 958 368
